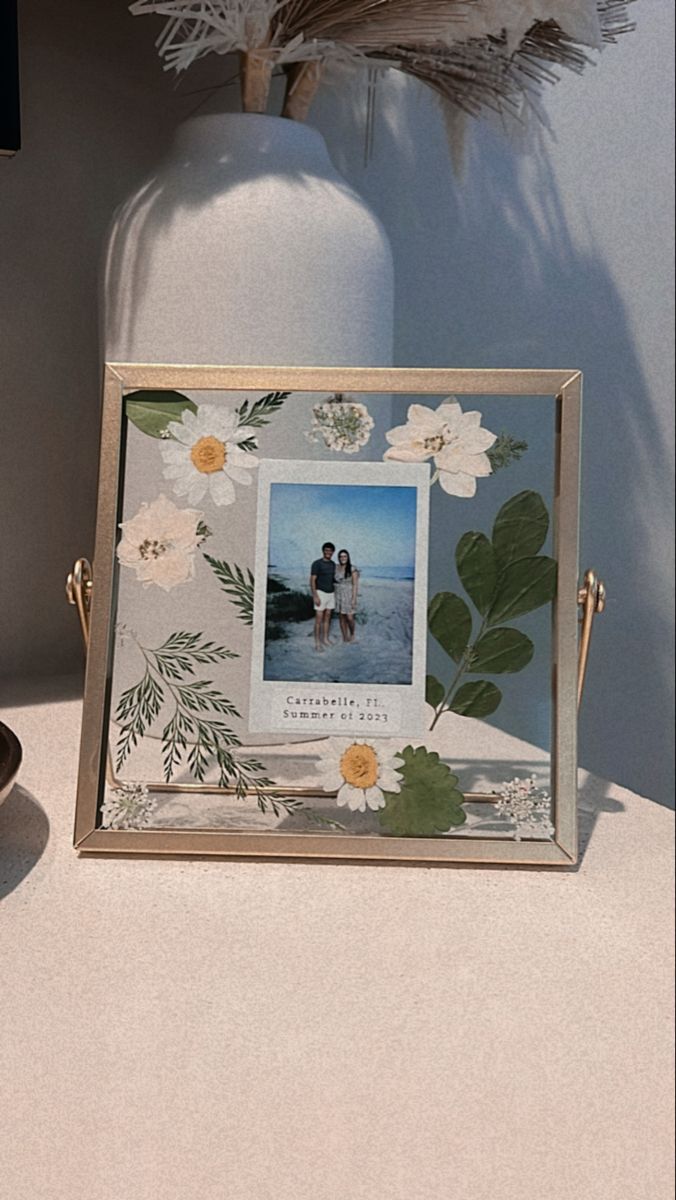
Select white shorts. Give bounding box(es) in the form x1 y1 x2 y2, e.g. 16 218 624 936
315 590 336 612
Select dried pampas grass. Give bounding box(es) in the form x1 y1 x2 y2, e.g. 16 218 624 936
129 0 636 126
278 0 468 49
129 0 470 71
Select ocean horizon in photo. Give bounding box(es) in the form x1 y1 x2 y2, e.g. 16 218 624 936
269 562 414 581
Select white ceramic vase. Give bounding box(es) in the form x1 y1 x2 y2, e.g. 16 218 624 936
103 112 394 370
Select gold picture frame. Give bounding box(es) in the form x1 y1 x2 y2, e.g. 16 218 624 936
71 364 595 866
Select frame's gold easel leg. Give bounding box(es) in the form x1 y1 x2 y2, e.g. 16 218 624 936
65 558 92 647
577 569 606 708
66 558 118 787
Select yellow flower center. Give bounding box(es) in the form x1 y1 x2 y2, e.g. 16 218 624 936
423 425 454 454
423 434 446 453
138 538 167 560
190 435 227 474
340 744 379 790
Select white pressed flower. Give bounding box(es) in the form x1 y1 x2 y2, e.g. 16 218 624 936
116 494 204 591
161 404 258 507
385 399 497 498
315 737 404 813
101 783 157 830
115 622 138 646
306 394 375 455
494 775 554 841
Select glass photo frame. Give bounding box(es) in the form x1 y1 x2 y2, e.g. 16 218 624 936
72 365 583 866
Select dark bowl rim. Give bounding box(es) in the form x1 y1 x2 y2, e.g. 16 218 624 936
0 720 23 797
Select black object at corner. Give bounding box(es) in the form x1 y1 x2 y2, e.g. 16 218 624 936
1 0 20 156
0 721 22 804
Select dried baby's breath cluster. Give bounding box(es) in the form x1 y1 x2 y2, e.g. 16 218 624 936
306 394 375 454
129 0 635 124
495 775 554 841
101 783 158 830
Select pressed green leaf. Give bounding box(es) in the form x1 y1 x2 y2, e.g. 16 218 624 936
456 532 498 616
428 592 472 663
470 627 535 675
488 557 558 625
492 491 549 566
450 681 502 718
379 745 466 837
426 675 445 709
125 390 198 439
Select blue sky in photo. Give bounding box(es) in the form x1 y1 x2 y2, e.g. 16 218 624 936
268 483 418 573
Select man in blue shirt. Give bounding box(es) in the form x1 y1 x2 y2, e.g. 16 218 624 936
310 542 336 652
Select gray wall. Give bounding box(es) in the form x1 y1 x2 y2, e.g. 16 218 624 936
0 0 199 678
1 0 674 805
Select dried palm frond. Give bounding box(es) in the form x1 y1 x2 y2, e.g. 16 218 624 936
129 0 469 71
277 0 469 49
381 25 590 121
596 0 637 42
129 0 636 125
128 1 284 71
382 2 635 123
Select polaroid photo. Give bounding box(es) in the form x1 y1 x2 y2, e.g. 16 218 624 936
250 459 431 739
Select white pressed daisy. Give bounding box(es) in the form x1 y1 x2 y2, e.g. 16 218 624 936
385 399 497 498
101 783 157 830
161 404 258 506
315 738 404 813
116 494 204 591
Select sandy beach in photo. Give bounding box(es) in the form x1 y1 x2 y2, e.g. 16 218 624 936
264 570 415 684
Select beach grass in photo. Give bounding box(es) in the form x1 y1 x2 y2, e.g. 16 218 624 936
264 482 418 685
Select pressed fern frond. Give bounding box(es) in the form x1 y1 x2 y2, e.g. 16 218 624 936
204 556 255 626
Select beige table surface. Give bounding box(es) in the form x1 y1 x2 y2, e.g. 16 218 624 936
0 681 674 1200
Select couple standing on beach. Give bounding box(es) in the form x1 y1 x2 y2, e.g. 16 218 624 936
310 542 360 653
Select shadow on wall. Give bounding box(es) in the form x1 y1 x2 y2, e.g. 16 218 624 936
314 73 674 806
0 0 212 681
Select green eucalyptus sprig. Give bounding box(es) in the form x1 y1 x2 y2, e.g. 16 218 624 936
427 491 557 730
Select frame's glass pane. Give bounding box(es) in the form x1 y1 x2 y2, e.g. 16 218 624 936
100 384 563 847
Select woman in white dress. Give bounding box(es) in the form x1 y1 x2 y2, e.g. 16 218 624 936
334 550 360 643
